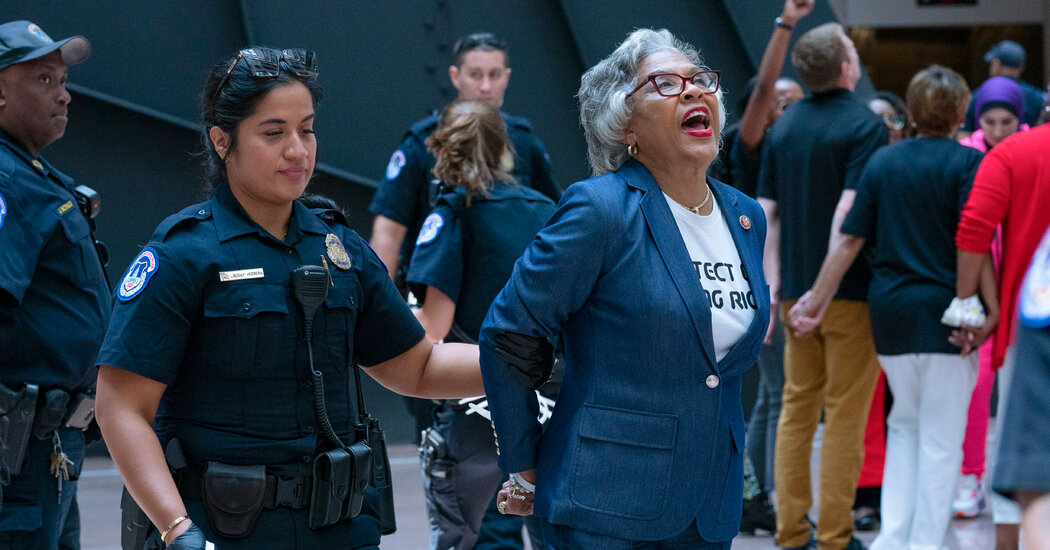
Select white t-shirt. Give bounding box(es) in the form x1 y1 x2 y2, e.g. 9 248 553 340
664 191 757 361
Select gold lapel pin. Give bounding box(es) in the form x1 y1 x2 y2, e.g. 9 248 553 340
739 215 751 230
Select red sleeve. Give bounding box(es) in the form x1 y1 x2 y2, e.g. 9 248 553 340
956 145 1012 253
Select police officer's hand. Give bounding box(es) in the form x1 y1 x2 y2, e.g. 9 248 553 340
166 523 207 550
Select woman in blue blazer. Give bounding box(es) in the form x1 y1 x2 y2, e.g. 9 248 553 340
480 29 771 548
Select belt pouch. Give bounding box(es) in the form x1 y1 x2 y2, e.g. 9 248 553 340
309 447 352 529
202 461 266 538
342 440 373 521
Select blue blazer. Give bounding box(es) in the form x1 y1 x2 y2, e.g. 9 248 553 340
479 159 770 542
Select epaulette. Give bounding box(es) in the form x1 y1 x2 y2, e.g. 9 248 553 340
501 113 533 132
153 201 212 241
406 112 440 141
311 207 350 228
436 188 467 211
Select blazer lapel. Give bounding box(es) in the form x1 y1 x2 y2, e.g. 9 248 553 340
710 181 769 370
621 161 718 367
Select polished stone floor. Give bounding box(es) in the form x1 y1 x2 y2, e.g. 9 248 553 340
79 438 998 549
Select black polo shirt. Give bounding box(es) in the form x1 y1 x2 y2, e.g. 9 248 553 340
758 88 888 301
841 137 982 355
0 129 110 392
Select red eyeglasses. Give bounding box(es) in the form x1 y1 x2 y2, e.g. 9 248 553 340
627 70 720 98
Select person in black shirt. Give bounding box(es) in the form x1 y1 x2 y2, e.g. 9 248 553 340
757 21 887 550
789 65 990 550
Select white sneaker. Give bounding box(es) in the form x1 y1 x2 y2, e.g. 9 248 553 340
952 474 986 518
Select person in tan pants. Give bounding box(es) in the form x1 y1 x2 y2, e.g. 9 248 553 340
757 22 887 550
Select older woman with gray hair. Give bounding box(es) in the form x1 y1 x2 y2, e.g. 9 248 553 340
478 28 770 548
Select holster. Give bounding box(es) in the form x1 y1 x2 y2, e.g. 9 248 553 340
0 383 39 477
202 462 266 538
367 417 397 535
120 486 155 550
308 440 371 530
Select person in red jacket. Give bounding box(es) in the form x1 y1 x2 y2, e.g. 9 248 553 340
950 123 1050 550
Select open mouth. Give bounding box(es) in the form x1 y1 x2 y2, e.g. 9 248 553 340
682 107 711 136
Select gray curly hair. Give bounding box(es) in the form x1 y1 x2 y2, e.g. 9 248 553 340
578 28 726 176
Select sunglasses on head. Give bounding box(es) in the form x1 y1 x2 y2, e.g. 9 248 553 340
212 48 318 104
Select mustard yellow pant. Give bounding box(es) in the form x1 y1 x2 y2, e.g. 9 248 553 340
774 300 881 550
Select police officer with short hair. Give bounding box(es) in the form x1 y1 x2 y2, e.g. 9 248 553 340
409 99 556 550
369 31 560 296
0 20 105 550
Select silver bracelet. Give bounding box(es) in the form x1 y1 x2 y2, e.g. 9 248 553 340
509 472 535 493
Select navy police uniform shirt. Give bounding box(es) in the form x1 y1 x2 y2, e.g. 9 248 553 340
96 184 424 475
369 111 560 280
0 128 110 392
406 183 556 340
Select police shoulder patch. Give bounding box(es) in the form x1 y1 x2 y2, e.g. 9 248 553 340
416 213 444 246
0 190 7 232
1019 230 1050 328
385 149 407 180
117 247 160 302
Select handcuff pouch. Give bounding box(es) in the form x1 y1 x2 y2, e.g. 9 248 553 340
202 461 266 538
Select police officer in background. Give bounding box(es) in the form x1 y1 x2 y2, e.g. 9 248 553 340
369 32 560 296
367 32 561 520
0 20 107 550
408 99 556 550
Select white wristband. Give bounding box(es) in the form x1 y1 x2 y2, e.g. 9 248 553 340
941 295 986 327
509 472 535 493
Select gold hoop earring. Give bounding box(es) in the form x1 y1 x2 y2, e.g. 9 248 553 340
628 143 638 157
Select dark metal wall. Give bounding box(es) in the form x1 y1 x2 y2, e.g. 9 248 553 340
15 0 857 442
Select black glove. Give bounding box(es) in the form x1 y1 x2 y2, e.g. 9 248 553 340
167 524 207 550
145 523 206 550
493 331 555 390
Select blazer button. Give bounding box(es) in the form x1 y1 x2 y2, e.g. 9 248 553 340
242 302 252 313
706 375 719 388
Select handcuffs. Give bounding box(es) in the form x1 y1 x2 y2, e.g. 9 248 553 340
497 472 535 514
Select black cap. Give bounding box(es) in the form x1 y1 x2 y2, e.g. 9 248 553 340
0 20 90 72
984 40 1025 69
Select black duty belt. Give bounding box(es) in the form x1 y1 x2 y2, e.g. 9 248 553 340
175 465 312 510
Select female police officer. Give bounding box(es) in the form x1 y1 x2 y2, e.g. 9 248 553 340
93 48 482 549
407 100 556 550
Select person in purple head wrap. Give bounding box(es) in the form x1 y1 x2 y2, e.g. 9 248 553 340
960 76 1029 152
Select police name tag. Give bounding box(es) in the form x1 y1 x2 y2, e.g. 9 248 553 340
219 268 265 282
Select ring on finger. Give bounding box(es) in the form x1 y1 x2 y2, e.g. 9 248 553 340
497 500 507 514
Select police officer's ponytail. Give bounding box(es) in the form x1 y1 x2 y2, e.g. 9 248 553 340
198 47 324 196
426 100 514 206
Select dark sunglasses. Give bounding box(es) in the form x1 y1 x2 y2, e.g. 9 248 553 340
212 48 318 104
